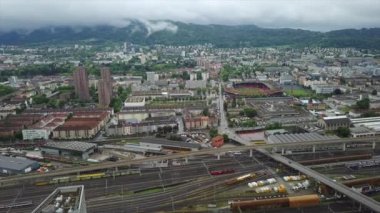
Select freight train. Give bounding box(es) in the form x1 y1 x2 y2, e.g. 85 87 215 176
345 158 380 170
230 194 320 211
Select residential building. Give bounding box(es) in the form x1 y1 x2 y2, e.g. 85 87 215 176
184 115 216 130
107 117 178 136
73 67 90 101
98 67 112 107
52 111 110 139
146 72 159 83
185 80 207 89
312 84 335 94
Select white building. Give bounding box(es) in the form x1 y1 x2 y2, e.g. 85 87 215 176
124 97 146 108
312 84 335 94
201 72 209 80
189 73 197 81
146 72 159 83
22 129 49 140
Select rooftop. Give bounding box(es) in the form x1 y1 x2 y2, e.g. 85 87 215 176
42 141 96 153
0 155 38 171
140 137 201 149
32 185 85 213
267 132 339 144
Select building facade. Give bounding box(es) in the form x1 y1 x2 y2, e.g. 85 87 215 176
98 67 112 107
73 67 90 101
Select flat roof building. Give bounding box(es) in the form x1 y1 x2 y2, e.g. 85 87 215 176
267 132 339 144
41 141 97 160
32 185 86 213
0 155 40 175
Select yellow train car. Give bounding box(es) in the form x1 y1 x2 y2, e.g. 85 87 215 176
252 140 266 145
35 181 49 186
77 172 106 180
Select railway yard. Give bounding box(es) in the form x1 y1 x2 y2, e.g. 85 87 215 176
1 145 380 213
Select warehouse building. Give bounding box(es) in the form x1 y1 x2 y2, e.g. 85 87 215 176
41 141 97 160
267 132 339 144
0 155 40 175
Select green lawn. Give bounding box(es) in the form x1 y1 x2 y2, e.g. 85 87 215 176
0 85 15 97
285 88 314 98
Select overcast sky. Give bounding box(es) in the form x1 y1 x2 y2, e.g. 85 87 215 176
1 0 380 32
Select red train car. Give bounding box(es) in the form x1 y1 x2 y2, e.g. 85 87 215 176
210 169 235 176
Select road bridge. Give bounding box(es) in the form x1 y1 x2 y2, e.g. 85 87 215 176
257 148 380 212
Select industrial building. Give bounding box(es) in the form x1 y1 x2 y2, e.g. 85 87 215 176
32 185 86 213
267 132 339 144
317 116 351 131
41 141 97 160
0 155 40 175
350 126 376 138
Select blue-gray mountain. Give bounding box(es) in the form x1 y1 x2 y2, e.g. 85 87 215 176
1 20 380 49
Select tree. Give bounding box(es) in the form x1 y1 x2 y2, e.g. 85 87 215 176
242 108 257 118
336 127 350 138
182 71 190 80
32 94 49 105
202 107 210 116
110 97 123 113
372 90 378 96
356 98 370 110
209 128 218 138
231 98 237 108
223 134 229 142
265 122 282 130
223 101 228 111
196 72 203 80
333 88 343 95
90 85 98 102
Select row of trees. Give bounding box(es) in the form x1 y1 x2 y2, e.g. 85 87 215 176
110 86 132 112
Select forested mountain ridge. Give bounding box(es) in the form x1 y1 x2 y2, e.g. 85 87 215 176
1 20 380 49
